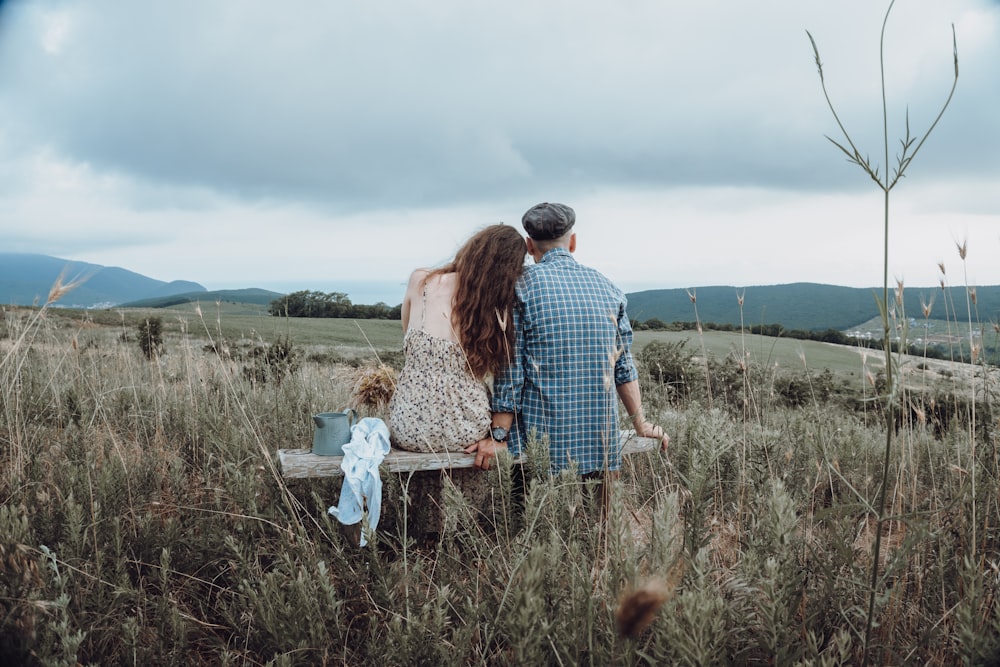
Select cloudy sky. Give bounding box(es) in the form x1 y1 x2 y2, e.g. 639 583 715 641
0 1 997 305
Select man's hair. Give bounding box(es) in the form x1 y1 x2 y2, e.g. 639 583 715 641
427 224 526 378
530 230 573 254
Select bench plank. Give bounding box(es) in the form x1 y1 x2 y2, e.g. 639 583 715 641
278 431 660 479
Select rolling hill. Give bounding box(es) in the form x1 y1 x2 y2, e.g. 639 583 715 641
625 282 1000 331
0 253 206 308
119 289 283 308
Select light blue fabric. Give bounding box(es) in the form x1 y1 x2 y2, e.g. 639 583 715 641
328 417 391 546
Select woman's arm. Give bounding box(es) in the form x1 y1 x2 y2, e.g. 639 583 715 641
400 269 429 334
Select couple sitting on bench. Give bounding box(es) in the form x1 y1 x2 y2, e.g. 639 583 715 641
388 202 669 497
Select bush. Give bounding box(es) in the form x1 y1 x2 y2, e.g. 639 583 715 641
639 339 693 404
137 317 163 359
241 335 301 386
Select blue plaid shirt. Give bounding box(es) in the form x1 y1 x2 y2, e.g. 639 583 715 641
492 248 639 475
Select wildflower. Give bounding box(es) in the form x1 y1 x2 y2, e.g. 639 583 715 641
920 294 934 319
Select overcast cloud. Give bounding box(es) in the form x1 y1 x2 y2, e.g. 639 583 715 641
0 0 997 304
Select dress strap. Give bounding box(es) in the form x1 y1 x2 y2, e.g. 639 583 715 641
420 282 428 330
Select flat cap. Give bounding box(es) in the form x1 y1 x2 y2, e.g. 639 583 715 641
521 202 575 240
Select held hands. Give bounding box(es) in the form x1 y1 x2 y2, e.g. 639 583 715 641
464 437 507 470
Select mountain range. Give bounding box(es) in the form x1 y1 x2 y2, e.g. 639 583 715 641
3 253 998 331
2 253 215 308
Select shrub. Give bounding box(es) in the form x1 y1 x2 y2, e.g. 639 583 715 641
137 317 163 359
241 335 301 386
639 339 693 403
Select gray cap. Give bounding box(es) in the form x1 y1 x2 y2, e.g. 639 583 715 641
521 202 575 240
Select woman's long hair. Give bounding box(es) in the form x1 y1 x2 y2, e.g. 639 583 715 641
427 224 525 379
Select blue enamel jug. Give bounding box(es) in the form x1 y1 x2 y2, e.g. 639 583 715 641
312 409 357 456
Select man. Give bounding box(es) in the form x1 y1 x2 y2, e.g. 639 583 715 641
465 202 668 490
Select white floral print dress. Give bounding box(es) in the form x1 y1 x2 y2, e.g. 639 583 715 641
388 296 491 452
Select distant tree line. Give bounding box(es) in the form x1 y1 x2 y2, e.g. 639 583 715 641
268 290 401 319
630 318 996 363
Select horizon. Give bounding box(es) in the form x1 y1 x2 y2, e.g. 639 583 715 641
9 250 998 310
8 250 1000 309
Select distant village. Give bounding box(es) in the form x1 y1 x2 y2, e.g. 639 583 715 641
847 317 984 349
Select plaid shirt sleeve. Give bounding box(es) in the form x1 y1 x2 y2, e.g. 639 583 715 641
615 296 639 386
491 290 524 415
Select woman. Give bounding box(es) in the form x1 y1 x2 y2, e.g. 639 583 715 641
389 224 526 452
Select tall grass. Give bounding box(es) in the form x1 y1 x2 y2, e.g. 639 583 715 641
3 293 999 663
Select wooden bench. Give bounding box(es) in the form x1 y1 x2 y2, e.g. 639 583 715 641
277 430 660 479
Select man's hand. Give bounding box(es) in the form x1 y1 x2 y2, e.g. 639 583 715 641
635 420 670 452
464 437 507 470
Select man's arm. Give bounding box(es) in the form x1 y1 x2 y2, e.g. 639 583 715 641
616 380 669 451
611 296 668 449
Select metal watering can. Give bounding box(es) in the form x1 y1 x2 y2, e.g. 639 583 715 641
312 409 357 456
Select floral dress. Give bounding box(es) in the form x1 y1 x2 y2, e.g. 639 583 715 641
388 301 491 452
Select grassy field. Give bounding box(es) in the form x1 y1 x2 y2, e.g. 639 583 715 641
61 304 406 359
57 303 995 406
634 329 868 374
2 298 998 665
64 306 887 373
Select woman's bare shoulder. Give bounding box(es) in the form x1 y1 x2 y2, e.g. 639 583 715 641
405 268 430 291
408 268 431 283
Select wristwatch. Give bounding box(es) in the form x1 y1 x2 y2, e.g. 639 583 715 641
490 426 509 443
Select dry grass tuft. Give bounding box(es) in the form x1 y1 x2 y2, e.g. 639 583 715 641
616 578 672 639
45 271 87 305
348 363 398 412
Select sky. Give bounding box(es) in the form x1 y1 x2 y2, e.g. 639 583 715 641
0 0 997 306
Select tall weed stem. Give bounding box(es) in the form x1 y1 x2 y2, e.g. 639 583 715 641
807 1 958 662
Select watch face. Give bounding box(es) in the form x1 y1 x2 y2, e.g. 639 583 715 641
491 426 508 442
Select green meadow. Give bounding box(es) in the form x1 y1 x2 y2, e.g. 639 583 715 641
79 303 882 374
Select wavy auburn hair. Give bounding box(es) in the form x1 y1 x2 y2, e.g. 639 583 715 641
427 224 525 379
